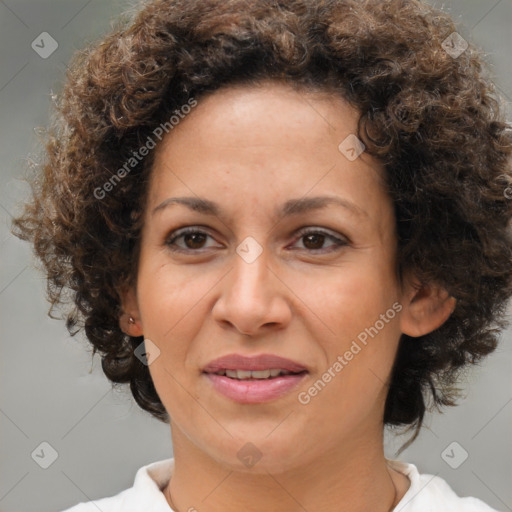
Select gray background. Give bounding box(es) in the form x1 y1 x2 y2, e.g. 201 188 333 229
0 1 511 511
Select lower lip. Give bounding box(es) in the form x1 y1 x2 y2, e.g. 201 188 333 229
204 372 307 403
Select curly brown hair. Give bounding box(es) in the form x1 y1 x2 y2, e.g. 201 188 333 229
12 0 512 443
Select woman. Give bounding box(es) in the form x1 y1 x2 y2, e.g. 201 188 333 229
12 0 512 510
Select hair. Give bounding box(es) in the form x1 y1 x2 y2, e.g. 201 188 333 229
12 0 512 446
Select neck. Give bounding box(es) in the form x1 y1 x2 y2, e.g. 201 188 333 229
165 425 403 512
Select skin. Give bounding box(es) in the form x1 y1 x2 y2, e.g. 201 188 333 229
120 80 456 512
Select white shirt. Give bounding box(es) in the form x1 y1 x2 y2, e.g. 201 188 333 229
60 457 500 512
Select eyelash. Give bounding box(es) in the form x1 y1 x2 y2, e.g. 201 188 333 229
165 226 349 254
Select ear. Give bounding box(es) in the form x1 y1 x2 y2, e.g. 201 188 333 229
399 275 456 338
118 283 144 337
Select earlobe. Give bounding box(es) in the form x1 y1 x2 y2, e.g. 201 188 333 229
118 284 144 337
399 277 456 338
119 312 144 337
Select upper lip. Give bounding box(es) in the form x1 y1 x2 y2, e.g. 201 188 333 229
202 353 308 373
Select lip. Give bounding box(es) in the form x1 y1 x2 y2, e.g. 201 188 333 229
202 353 308 373
202 353 309 404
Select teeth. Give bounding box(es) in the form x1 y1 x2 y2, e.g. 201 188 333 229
217 369 294 380
251 370 270 379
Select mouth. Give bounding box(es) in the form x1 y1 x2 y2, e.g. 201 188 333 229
206 368 307 380
202 353 309 403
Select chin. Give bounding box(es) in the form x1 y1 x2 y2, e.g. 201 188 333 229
208 433 308 475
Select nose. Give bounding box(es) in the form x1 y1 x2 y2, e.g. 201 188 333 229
211 247 292 336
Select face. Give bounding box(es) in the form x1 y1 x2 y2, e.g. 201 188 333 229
121 81 452 474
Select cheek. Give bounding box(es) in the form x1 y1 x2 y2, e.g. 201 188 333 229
318 258 399 343
299 317 400 431
137 257 213 337
136 263 214 395
308 256 400 400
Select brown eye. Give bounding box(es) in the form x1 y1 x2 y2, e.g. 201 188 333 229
182 232 207 249
302 233 326 250
165 226 348 254
166 228 218 252
292 228 348 252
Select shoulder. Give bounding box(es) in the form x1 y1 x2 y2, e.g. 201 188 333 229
59 458 175 512
388 459 501 512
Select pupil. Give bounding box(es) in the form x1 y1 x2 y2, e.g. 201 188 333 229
185 233 206 249
303 234 324 249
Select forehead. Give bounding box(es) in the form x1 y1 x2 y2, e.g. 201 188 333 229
155 81 362 154
147 82 391 230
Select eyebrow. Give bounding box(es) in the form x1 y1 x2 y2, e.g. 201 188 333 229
152 195 368 220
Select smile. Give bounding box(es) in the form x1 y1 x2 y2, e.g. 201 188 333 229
202 353 309 403
210 369 304 380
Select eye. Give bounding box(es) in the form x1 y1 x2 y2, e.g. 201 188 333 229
165 226 349 254
290 227 349 253
165 227 219 252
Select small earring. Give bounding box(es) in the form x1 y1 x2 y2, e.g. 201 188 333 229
129 316 135 324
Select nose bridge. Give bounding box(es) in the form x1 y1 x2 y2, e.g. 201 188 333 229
225 227 269 287
212 238 290 334
230 240 272 305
